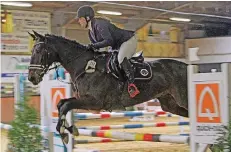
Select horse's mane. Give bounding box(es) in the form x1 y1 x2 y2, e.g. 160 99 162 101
44 34 110 57
45 34 87 50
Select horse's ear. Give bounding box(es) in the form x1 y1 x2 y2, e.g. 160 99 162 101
33 30 44 40
28 32 36 40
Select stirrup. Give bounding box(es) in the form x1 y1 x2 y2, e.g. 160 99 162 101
128 83 140 98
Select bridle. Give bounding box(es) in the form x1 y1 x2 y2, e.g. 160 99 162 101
28 41 59 77
28 39 90 96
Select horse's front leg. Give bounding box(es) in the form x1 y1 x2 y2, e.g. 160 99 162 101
56 98 77 144
57 99 66 115
56 96 103 144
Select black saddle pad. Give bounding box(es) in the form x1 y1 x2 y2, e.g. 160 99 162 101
133 62 152 80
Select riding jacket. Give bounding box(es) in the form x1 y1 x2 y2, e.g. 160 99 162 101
89 18 135 50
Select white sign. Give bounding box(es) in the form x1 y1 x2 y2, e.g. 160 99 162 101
193 81 224 138
40 76 72 152
1 10 51 53
1 55 31 79
188 63 230 152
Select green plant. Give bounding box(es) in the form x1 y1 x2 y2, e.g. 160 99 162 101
212 122 231 152
7 96 42 152
212 97 231 152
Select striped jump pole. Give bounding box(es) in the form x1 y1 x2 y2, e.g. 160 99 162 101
0 123 12 130
75 111 178 120
0 123 49 132
75 138 127 144
79 121 189 130
73 148 101 152
75 133 189 144
78 129 189 144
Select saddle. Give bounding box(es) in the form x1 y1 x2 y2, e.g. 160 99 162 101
106 51 152 81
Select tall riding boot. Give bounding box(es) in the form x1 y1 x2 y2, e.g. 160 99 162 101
121 57 140 98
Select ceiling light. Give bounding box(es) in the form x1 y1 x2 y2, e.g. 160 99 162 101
97 10 122 16
169 17 191 22
1 2 33 7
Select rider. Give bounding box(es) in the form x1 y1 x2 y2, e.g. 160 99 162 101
76 5 140 98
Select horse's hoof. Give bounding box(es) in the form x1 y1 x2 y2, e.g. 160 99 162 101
66 125 79 136
72 125 79 136
61 133 69 144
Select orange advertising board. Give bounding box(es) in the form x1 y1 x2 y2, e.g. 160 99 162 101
51 88 66 118
196 83 221 123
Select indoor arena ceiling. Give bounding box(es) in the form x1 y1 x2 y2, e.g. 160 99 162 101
1 1 231 31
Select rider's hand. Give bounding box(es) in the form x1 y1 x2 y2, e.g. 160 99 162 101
86 44 96 52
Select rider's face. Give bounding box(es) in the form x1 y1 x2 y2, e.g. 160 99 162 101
78 17 87 28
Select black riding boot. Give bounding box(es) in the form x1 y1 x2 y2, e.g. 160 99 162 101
120 57 140 98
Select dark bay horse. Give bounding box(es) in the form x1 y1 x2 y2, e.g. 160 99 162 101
28 31 188 143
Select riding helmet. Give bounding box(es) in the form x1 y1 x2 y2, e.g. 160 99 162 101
76 5 95 21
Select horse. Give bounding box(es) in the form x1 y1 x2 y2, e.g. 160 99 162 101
28 31 188 144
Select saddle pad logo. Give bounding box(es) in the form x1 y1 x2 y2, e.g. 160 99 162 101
196 83 221 123
140 69 149 76
51 88 66 118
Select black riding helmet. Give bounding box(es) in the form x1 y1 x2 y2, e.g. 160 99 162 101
76 5 95 28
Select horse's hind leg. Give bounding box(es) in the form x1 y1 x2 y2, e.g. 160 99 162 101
57 96 103 144
157 94 188 117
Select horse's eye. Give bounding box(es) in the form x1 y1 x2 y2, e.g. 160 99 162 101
35 45 42 52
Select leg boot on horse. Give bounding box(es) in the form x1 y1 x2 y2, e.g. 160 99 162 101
56 98 79 144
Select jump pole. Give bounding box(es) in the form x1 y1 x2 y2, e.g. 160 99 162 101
74 111 178 120
77 129 189 144
79 121 189 130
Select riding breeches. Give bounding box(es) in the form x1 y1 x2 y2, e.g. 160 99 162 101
117 36 138 64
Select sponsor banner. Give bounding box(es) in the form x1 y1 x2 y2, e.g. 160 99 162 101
1 55 30 78
1 10 51 53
